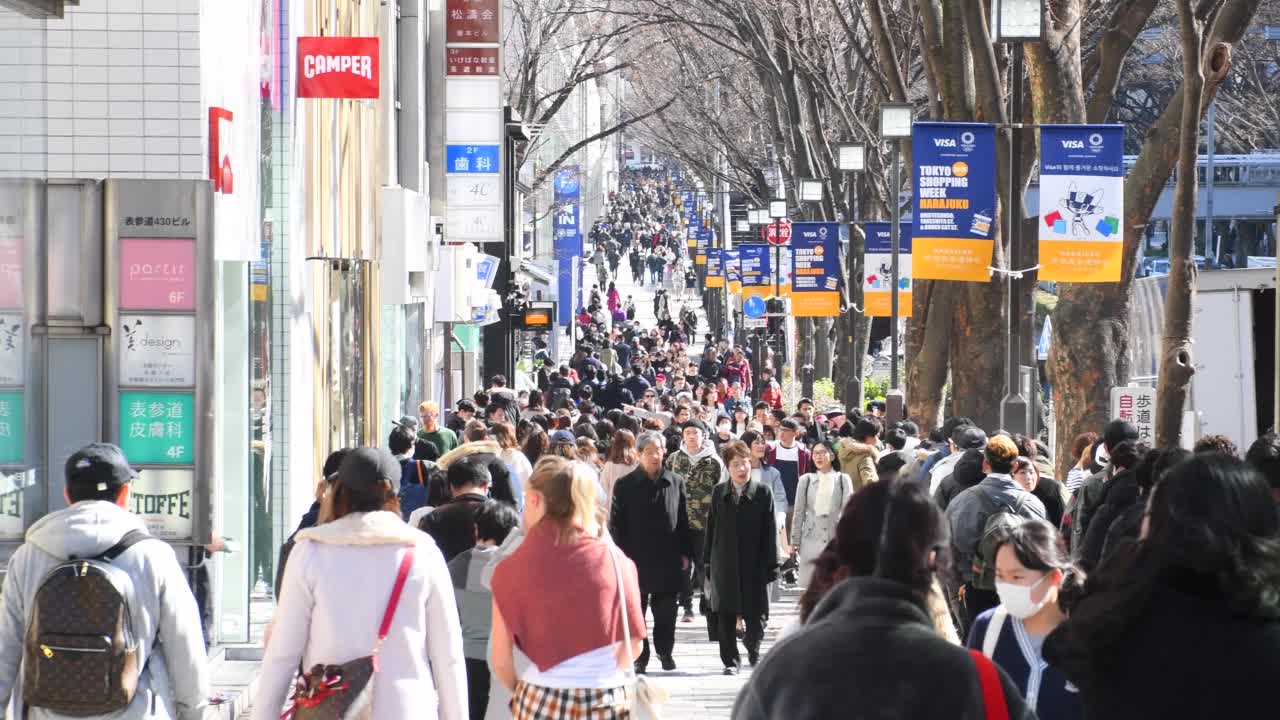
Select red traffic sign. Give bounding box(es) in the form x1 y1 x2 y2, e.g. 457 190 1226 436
763 219 792 245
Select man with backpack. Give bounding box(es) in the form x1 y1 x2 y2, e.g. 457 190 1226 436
0 443 209 719
945 434 1046 636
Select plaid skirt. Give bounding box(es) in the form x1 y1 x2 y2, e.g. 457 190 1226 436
511 682 632 720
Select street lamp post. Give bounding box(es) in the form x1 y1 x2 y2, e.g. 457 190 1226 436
992 0 1044 436
835 143 866 408
880 104 913 408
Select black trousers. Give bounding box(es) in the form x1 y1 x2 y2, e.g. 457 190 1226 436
679 528 706 612
251 452 273 590
716 612 764 668
636 591 678 669
464 658 489 720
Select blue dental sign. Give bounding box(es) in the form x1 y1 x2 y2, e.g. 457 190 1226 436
446 144 500 174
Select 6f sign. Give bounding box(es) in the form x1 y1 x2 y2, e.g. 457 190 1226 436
297 37 381 99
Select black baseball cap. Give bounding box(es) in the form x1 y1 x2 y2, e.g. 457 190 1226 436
65 443 138 493
336 447 401 495
392 415 419 430
681 419 709 434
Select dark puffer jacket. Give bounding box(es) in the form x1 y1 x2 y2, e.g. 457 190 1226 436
734 576 1035 720
934 449 986 511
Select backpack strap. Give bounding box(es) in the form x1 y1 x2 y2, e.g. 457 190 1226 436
982 607 1008 659
68 529 151 562
968 649 1010 720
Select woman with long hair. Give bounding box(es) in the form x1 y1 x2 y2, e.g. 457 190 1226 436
791 440 855 587
493 422 533 507
254 448 467 720
739 479 1033 719
600 429 639 511
490 457 647 719
1044 454 1280 720
522 427 550 466
968 520 1085 720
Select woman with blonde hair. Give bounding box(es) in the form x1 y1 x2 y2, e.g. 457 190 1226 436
490 457 647 718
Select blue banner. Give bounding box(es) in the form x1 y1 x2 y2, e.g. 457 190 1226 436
912 121 997 281
725 249 742 290
1038 124 1125 282
446 144 500 174
862 222 914 317
553 166 582 325
790 222 841 316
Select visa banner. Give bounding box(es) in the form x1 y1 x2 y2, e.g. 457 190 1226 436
725 250 742 295
740 244 772 300
1038 125 1125 282
863 222 913 318
696 230 712 265
912 122 997 281
790 222 841 317
706 249 725 288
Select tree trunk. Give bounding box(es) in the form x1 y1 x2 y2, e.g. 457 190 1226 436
905 280 953 432
1154 0 1204 447
815 317 833 381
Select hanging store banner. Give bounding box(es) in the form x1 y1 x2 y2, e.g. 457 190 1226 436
296 37 380 99
863 222 914 318
1038 124 1125 282
912 122 997 281
790 222 841 317
706 249 725 288
553 167 582 326
725 250 742 295
740 244 770 301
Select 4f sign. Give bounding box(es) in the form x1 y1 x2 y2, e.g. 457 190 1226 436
297 37 380 99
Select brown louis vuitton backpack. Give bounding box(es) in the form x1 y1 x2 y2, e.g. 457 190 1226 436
23 529 152 716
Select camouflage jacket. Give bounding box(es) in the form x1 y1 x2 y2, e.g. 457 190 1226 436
666 446 725 531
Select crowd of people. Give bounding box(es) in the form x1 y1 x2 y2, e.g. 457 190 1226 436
0 167 1276 720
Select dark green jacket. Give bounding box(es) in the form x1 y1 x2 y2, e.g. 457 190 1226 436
703 479 777 617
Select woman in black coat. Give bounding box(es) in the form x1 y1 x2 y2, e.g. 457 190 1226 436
704 440 778 674
735 478 1034 720
1044 454 1280 720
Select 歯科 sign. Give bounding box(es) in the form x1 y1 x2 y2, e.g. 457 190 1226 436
130 468 194 540
706 249 724 288
446 144 500 175
296 37 380 99
0 390 22 465
863 222 914 318
119 239 196 311
119 391 194 465
912 122 997 281
790 222 841 316
119 315 196 387
1110 386 1154 444
1039 125 1125 282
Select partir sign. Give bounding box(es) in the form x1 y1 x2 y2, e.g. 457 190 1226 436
297 37 380 99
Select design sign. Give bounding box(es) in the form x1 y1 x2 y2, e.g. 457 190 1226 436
0 313 23 385
119 315 196 387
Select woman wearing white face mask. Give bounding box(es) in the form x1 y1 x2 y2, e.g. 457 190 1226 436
966 519 1085 720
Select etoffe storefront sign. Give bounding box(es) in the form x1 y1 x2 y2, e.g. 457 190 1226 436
296 37 380 99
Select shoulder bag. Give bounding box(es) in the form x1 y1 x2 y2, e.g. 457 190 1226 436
607 545 669 720
968 649 1010 720
281 546 416 720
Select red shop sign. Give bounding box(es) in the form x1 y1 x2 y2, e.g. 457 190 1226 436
297 36 380 99
446 0 500 43
447 47 499 76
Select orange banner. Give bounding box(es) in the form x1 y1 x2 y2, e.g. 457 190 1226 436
913 238 993 282
1040 241 1124 282
791 291 839 317
864 291 913 318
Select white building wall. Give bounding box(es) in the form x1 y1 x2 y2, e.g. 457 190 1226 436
0 0 204 180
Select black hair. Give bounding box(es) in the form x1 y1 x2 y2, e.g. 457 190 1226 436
480 455 518 508
780 419 801 432
1135 446 1191 494
799 479 950 622
389 426 416 456
1245 433 1280 490
1102 419 1139 450
753 401 769 411
885 428 908 451
413 438 441 462
899 420 920 437
447 458 492 490
1194 433 1241 459
456 399 477 414
853 417 882 441
1108 440 1146 471
990 519 1087 613
322 448 353 479
939 416 975 443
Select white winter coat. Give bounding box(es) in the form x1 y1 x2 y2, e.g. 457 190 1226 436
0 501 210 720
252 511 467 720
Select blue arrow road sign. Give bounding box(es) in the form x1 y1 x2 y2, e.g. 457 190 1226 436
743 296 766 318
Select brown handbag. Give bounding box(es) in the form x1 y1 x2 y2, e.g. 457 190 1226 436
281 545 415 720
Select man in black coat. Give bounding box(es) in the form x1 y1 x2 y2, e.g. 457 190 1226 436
704 440 778 674
609 431 693 673
418 458 491 561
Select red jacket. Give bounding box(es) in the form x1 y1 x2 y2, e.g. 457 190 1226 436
761 386 783 410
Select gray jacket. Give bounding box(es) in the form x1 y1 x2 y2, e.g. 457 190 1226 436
945 475 1046 584
0 501 209 720
448 545 499 660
